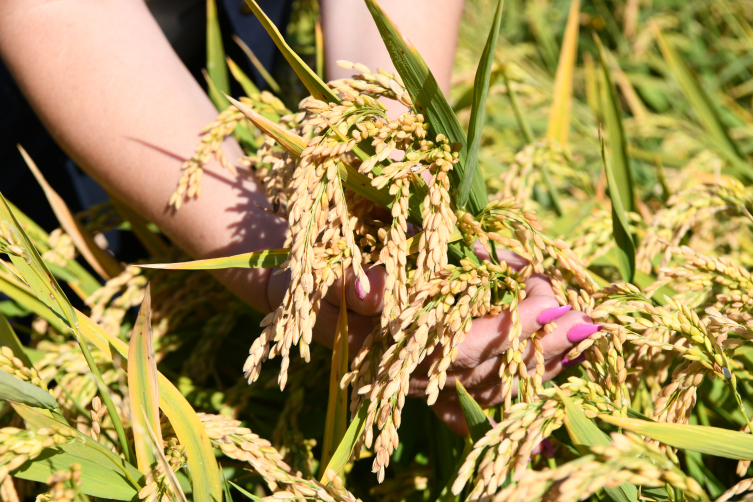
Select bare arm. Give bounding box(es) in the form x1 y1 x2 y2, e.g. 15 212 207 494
322 0 464 116
0 1 595 436
0 0 462 316
0 0 284 312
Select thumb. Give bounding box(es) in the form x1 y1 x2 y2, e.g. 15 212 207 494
324 264 387 316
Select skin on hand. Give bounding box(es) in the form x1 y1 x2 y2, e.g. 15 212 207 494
269 245 594 437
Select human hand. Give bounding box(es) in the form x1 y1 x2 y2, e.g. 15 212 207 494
266 248 597 438
409 247 598 436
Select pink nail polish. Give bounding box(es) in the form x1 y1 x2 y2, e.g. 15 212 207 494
562 353 586 367
566 324 602 343
536 305 571 324
355 279 365 300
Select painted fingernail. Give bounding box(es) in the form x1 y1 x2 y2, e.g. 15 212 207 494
567 324 602 344
536 305 571 324
561 354 586 367
355 279 365 300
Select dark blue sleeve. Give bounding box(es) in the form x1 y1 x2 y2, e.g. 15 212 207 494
220 0 294 89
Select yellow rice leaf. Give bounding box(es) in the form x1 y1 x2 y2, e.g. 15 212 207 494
546 0 580 145
227 95 306 156
320 265 349 475
76 310 222 501
128 285 163 476
139 248 290 271
599 414 753 460
243 0 338 103
321 400 369 481
18 145 123 280
138 230 463 273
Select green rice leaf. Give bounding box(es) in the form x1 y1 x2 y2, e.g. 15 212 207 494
558 389 638 502
456 381 492 442
594 37 634 214
222 468 236 502
457 0 503 209
364 0 488 215
76 311 222 501
599 414 753 460
139 248 290 271
0 368 58 411
0 312 32 368
320 271 350 474
0 192 79 329
651 23 753 180
0 190 140 465
12 404 142 500
227 56 261 97
0 272 68 335
600 130 635 283
207 0 230 96
4 199 100 298
230 481 263 500
321 400 369 480
243 0 338 103
128 285 163 476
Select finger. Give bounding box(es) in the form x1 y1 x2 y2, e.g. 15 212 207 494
522 273 556 299
267 268 377 354
448 294 562 371
458 356 567 408
311 297 376 354
448 309 592 389
472 241 530 271
537 310 594 361
324 265 387 317
430 396 469 437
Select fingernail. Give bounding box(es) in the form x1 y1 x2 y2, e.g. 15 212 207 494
561 354 586 367
566 324 602 344
355 279 365 300
536 305 571 324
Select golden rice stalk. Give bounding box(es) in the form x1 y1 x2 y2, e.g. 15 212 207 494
199 413 362 502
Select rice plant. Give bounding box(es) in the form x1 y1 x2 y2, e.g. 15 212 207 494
2 0 753 500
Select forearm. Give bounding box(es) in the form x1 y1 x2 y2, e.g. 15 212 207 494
321 0 464 99
0 0 463 316
0 0 285 312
